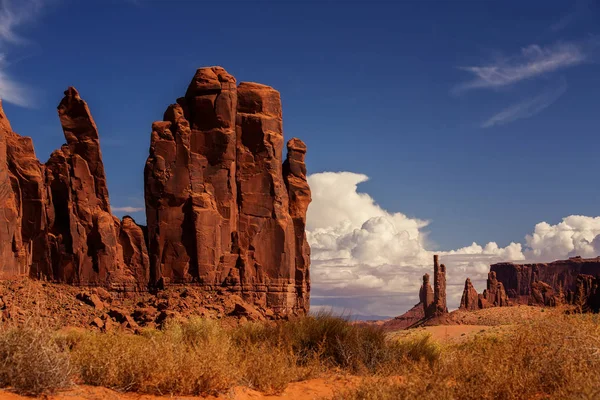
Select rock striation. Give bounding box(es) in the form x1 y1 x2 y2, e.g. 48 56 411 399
143 66 311 315
491 256 600 310
0 66 311 317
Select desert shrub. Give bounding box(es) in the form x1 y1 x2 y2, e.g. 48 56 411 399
69 320 238 395
335 311 600 400
392 333 441 364
240 343 299 394
237 312 402 373
0 325 71 395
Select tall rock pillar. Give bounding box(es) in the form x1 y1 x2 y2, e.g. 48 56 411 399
283 138 312 313
433 254 448 314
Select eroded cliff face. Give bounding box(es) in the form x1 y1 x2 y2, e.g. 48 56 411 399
0 100 28 277
491 257 600 310
143 67 311 315
0 66 310 316
0 89 149 290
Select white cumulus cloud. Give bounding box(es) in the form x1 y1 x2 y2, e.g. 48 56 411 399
307 172 526 317
307 171 600 318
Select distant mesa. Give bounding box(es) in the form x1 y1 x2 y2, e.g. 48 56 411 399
488 257 600 312
386 254 600 330
0 66 312 318
458 257 600 312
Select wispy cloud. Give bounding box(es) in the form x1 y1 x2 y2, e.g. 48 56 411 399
113 206 144 213
0 0 45 107
482 79 567 128
455 42 586 92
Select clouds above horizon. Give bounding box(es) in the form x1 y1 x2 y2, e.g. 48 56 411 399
307 171 600 317
0 0 45 107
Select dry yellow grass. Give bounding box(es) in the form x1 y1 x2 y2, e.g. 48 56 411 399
0 310 598 399
335 310 600 400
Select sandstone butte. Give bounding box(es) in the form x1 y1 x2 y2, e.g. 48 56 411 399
389 254 600 330
459 256 600 312
0 66 312 317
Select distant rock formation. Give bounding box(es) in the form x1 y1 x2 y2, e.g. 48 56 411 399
433 255 447 315
0 66 312 317
388 255 448 329
459 272 508 310
457 257 600 312
491 256 600 310
419 273 434 316
483 271 509 307
459 278 478 311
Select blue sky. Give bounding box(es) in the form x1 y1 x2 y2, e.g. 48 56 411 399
2 0 600 316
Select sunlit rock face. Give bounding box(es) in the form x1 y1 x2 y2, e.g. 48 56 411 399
144 67 311 316
0 67 311 317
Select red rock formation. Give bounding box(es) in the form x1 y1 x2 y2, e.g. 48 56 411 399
0 101 27 277
460 273 508 311
235 81 296 312
459 278 478 311
0 67 311 317
5 129 50 279
433 255 447 314
283 138 311 313
571 274 600 312
383 302 425 330
419 273 434 315
118 216 150 291
145 67 238 286
484 271 508 307
145 67 311 315
491 257 600 307
530 280 563 306
0 89 149 291
393 255 447 325
45 88 135 288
